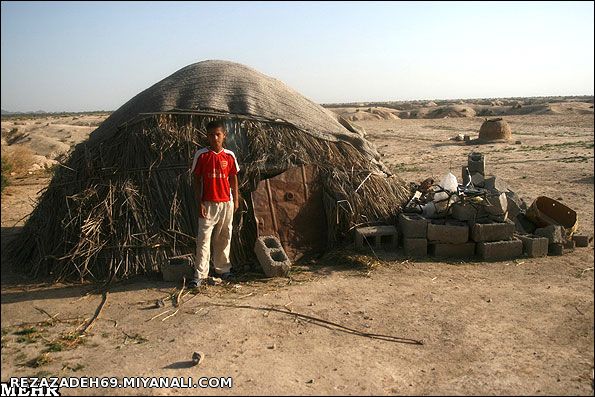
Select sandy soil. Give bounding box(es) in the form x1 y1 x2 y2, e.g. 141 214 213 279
1 111 593 395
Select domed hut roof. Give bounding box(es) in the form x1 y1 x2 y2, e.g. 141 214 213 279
479 118 512 141
9 60 410 282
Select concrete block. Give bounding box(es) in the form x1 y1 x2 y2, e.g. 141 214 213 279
354 225 398 250
535 225 565 245
451 203 473 221
572 234 592 247
489 212 509 223
563 239 576 251
254 236 291 277
470 219 515 242
477 238 523 261
398 213 428 238
483 176 497 191
161 257 195 282
485 193 508 216
504 191 526 218
468 152 485 175
518 235 549 258
430 242 476 258
404 238 427 258
548 243 564 256
427 221 469 244
515 213 536 234
471 173 485 187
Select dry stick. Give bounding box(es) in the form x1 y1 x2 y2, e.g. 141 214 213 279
147 310 172 322
161 309 179 322
79 291 108 334
173 277 186 308
34 307 62 323
203 303 423 345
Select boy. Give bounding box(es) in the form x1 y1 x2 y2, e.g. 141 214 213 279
189 120 240 288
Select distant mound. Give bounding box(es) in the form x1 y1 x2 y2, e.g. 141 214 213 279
427 105 476 119
324 96 594 120
331 106 400 122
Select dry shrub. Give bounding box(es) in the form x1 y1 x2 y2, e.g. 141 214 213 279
3 146 35 174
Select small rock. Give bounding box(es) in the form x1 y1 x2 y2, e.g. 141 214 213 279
306 379 314 384
515 140 522 144
192 351 204 366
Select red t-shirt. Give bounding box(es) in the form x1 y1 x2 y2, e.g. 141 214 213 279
191 148 239 202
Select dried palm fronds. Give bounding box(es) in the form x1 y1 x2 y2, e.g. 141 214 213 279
9 112 409 282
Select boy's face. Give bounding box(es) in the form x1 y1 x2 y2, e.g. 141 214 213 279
207 127 226 149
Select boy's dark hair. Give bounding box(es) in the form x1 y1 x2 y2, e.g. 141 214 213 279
206 120 226 133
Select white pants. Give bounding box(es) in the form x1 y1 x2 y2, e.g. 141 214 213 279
195 201 234 279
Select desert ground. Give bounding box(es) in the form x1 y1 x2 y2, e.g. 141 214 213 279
1 100 594 395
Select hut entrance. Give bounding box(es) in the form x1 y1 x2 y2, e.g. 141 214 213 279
251 165 327 261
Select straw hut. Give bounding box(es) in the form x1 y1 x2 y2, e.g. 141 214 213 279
9 60 410 282
478 118 512 141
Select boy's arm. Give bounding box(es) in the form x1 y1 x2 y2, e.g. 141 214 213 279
230 173 239 212
193 173 207 218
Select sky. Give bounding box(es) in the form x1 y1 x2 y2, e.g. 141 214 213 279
1 1 594 112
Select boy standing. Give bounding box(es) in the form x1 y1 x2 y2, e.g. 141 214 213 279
189 120 240 288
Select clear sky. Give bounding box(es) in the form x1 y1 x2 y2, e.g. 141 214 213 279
1 1 593 112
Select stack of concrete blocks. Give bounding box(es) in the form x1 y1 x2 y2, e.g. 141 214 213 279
427 219 475 259
354 225 399 251
471 219 523 260
463 152 486 188
254 235 291 277
398 213 428 258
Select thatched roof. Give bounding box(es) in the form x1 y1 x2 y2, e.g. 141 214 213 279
90 60 380 164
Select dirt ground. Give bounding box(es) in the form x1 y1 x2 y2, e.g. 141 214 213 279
1 112 593 395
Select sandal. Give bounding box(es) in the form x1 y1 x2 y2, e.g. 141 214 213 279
188 278 201 289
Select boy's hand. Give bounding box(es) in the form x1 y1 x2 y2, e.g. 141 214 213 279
233 200 239 212
199 203 207 218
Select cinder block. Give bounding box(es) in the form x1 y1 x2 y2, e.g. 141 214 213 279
254 236 291 277
398 213 428 238
548 243 564 256
427 221 469 244
471 173 485 187
563 239 576 251
573 234 592 247
451 203 485 222
515 213 536 234
468 152 485 175
477 238 523 261
518 235 549 258
430 242 476 258
485 193 508 216
354 225 398 250
535 225 565 245
404 238 427 258
161 257 195 282
483 176 497 191
504 191 525 218
471 219 515 242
